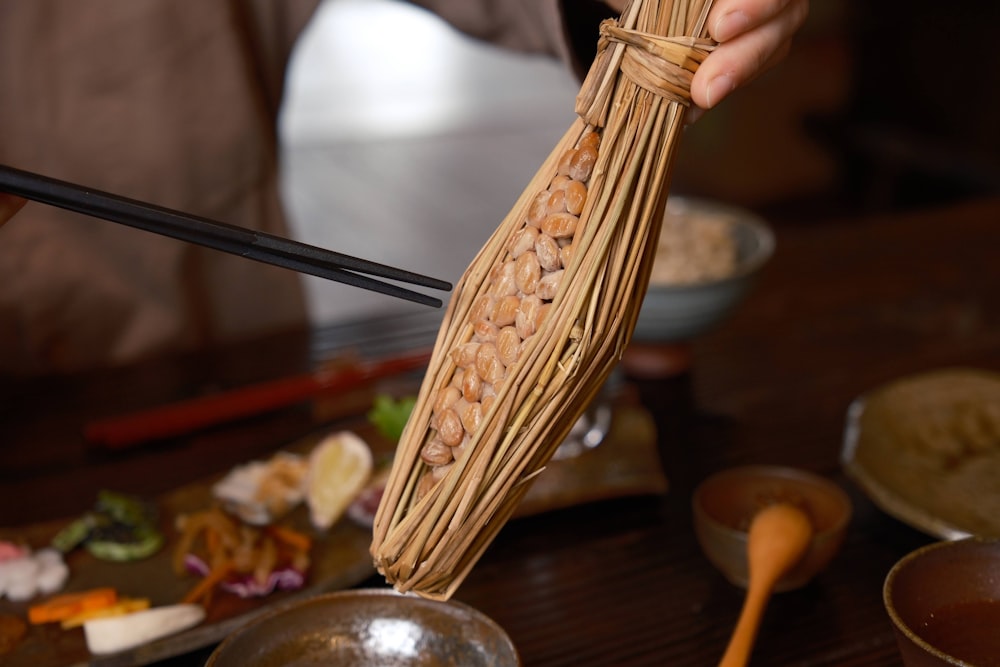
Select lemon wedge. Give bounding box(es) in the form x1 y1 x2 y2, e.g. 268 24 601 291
306 431 373 530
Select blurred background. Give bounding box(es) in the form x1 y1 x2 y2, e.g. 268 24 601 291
280 0 1000 329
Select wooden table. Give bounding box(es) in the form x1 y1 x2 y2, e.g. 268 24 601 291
2 197 999 666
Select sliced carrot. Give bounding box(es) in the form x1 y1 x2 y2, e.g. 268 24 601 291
181 562 233 606
206 526 221 555
28 587 118 625
60 597 151 629
264 524 312 554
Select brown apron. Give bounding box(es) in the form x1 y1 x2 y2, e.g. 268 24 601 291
0 0 590 375
0 0 319 374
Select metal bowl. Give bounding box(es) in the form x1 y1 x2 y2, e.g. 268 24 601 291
205 588 520 667
632 197 774 343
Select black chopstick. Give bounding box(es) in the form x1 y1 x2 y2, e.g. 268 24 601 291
0 164 452 307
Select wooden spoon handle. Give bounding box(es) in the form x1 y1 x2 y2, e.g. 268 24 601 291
717 581 774 667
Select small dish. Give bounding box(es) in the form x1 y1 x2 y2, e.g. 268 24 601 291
631 197 774 344
692 465 852 592
205 588 520 667
884 538 1000 666
842 368 1000 539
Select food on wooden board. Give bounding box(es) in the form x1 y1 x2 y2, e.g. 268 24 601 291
368 394 418 443
51 490 164 562
173 506 312 605
60 596 151 629
0 542 69 601
306 431 373 531
211 430 373 531
27 587 119 625
83 603 206 655
212 451 309 525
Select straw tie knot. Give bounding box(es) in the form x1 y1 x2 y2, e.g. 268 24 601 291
575 18 715 123
601 20 714 105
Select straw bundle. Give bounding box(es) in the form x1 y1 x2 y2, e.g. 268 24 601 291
370 0 716 600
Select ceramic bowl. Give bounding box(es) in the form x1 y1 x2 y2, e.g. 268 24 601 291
205 588 520 667
631 197 775 344
691 465 852 592
884 538 1000 666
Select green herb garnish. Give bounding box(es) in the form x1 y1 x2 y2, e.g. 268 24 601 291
367 394 416 442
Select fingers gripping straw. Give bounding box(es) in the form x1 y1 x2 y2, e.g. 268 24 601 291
371 0 718 600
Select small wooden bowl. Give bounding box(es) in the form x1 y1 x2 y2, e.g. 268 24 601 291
884 538 1000 666
692 465 852 592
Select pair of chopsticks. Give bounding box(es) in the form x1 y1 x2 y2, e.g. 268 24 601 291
0 164 451 307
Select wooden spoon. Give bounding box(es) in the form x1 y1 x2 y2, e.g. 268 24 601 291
718 503 813 667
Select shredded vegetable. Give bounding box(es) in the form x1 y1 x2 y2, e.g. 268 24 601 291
173 507 311 605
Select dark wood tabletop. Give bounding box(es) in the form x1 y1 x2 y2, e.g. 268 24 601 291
2 196 999 666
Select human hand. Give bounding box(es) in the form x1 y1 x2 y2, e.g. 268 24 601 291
603 0 809 110
0 193 26 227
692 0 809 109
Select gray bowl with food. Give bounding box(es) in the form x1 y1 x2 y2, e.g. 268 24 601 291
632 197 774 343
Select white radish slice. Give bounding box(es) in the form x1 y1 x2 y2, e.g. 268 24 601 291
84 604 206 655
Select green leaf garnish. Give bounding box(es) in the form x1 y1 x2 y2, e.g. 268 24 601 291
367 394 416 442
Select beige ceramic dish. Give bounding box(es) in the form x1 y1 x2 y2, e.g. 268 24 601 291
842 368 1000 539
206 588 520 667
